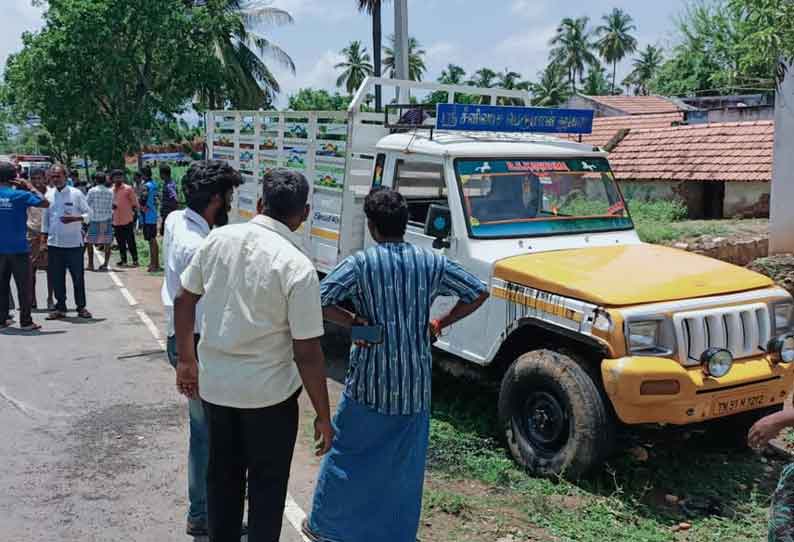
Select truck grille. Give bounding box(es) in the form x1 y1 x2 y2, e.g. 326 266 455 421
673 304 771 365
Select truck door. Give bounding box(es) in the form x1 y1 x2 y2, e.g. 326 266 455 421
387 155 461 351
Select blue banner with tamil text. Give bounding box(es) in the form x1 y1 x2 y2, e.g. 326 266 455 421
435 104 593 134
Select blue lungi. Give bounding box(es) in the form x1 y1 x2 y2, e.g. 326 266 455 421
308 394 430 542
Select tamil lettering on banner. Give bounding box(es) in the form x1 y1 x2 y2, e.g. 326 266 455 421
436 104 593 135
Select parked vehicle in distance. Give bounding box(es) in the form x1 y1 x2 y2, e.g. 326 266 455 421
209 78 794 478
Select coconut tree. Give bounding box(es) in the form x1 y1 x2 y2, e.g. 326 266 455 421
530 63 570 107
335 41 374 95
438 64 467 85
595 8 638 94
357 0 390 110
383 36 427 81
497 69 531 90
467 68 498 88
200 0 296 109
625 44 664 95
549 16 599 94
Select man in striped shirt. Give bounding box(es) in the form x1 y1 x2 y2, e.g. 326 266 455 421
304 187 488 542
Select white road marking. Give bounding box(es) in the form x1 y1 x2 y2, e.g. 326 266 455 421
0 385 71 420
284 494 311 542
96 250 311 537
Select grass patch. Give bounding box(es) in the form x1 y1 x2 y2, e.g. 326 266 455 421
427 370 781 541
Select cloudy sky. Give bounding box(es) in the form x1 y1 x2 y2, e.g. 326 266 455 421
1 0 687 107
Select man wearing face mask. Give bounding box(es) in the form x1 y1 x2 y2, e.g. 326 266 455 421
160 160 242 538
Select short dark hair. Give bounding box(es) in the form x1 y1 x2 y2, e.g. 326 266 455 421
261 169 310 221
0 161 17 183
94 172 107 184
182 160 242 215
141 165 152 178
110 169 125 180
30 167 45 179
133 171 142 179
159 164 171 176
364 188 408 238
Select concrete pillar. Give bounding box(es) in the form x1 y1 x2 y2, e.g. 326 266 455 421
770 62 794 254
393 0 409 102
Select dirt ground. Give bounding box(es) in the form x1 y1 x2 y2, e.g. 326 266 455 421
749 254 794 295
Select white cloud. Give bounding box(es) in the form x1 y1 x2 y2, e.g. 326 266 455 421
272 49 344 104
491 25 557 78
0 0 45 72
510 0 548 18
269 0 353 23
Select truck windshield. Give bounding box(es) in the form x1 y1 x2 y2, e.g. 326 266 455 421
455 158 633 238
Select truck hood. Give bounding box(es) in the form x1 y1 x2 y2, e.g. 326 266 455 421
493 244 773 307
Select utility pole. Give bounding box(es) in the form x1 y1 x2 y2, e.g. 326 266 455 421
394 0 409 103
770 61 794 254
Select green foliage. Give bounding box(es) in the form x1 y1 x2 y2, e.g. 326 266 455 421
196 0 294 110
595 8 638 94
624 45 665 95
5 0 221 168
383 36 427 82
649 0 792 96
530 63 571 106
336 40 374 95
287 88 352 111
582 65 612 96
549 16 600 94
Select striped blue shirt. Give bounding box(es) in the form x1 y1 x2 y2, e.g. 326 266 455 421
320 243 486 415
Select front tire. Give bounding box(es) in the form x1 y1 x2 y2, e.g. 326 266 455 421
498 349 614 478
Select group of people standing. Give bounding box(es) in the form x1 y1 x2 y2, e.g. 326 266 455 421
162 161 488 542
0 161 180 330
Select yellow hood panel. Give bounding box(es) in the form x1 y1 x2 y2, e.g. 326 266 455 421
494 244 773 307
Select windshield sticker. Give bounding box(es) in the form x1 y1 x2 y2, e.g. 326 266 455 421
506 161 569 173
539 176 553 185
607 201 625 215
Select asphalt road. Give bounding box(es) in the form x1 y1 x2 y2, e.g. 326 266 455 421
0 262 347 542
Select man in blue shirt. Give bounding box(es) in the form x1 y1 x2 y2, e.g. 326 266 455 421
140 165 162 272
0 161 49 330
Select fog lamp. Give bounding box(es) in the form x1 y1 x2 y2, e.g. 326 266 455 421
768 334 794 364
701 348 733 378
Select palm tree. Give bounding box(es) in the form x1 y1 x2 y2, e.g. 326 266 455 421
438 64 467 85
595 8 638 94
549 16 599 94
357 0 390 111
530 63 570 107
467 68 498 88
335 41 374 95
201 1 296 109
496 69 530 90
383 36 427 81
625 45 664 95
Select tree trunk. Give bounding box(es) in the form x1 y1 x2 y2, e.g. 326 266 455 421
612 61 617 95
373 1 382 112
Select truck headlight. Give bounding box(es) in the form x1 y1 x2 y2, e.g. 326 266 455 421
628 321 662 353
701 348 733 378
773 302 794 333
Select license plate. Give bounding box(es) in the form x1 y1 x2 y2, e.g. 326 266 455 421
710 393 767 417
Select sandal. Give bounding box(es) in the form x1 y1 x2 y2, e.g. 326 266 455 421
46 311 66 320
20 323 42 332
77 309 93 319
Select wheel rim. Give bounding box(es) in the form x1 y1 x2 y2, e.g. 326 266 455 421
520 390 569 456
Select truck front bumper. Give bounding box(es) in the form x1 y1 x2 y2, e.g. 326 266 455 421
601 355 794 425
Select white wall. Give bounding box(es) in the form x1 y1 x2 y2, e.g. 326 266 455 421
771 62 794 253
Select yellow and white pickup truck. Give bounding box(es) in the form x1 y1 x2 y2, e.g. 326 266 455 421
209 78 794 477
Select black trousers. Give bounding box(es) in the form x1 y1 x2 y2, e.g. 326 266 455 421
114 222 138 263
0 253 32 326
203 390 301 542
49 246 86 312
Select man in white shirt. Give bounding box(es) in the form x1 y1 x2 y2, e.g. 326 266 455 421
85 172 115 272
160 161 242 538
174 169 333 542
41 164 92 320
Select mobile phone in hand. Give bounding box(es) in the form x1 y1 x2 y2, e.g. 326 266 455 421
351 324 384 345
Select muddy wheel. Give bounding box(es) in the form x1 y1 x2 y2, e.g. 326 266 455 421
498 349 614 478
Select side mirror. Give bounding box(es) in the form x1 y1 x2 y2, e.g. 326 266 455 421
425 204 452 249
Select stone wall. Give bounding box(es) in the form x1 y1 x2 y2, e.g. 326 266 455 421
671 235 769 266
